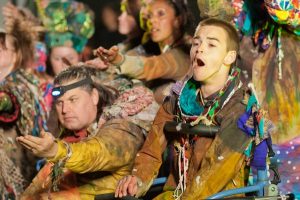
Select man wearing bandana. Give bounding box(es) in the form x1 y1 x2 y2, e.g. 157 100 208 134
16 66 158 200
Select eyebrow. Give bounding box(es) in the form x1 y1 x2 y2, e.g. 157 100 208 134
193 36 220 43
56 94 78 102
68 95 78 99
207 37 220 43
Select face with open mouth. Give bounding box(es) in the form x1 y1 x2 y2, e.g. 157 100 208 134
147 1 178 46
190 25 231 83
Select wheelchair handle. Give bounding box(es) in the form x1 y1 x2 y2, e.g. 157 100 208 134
164 121 219 137
269 163 281 185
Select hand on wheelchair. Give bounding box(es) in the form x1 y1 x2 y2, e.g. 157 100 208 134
115 175 140 198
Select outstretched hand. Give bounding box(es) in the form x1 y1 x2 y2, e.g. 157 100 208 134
94 45 123 66
84 57 109 70
16 129 58 158
115 175 140 198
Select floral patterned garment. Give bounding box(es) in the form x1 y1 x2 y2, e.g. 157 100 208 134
0 68 52 199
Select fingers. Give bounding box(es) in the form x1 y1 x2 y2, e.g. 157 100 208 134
17 135 41 155
16 136 34 150
85 58 109 69
128 178 138 196
120 176 132 197
115 177 125 197
16 135 40 148
115 175 138 198
115 176 128 197
111 45 119 53
94 47 109 61
93 46 119 63
40 129 46 137
16 131 55 157
40 129 54 140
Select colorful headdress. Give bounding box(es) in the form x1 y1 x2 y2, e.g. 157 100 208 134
36 0 95 52
264 0 300 35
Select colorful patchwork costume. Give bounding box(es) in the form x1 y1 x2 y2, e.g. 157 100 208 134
130 68 274 199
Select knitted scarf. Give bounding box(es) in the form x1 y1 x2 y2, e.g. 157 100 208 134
179 67 241 125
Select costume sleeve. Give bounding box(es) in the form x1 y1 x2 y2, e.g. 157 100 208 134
0 91 20 123
22 163 53 196
132 98 175 196
119 48 190 81
48 120 144 173
181 101 251 199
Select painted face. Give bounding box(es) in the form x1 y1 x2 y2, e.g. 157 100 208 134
55 82 98 131
0 35 16 76
50 46 80 75
148 1 178 45
190 25 230 84
118 10 138 35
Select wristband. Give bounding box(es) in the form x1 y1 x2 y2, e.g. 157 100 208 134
61 141 72 162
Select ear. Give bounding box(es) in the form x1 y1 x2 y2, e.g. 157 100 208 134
91 88 99 106
224 51 237 66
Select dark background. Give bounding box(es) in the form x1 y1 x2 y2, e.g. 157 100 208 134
12 0 200 48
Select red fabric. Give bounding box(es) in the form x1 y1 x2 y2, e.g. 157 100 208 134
63 130 88 143
0 91 20 123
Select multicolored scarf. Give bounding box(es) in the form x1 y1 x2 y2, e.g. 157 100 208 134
179 67 242 126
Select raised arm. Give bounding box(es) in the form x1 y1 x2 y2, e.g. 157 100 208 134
95 45 190 81
17 120 144 173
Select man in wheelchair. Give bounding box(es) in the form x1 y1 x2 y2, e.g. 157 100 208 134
115 18 276 199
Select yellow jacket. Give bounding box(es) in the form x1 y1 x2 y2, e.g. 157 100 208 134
22 119 145 200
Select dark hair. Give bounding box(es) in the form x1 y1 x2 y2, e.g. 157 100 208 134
166 0 191 33
120 0 145 50
198 18 239 52
0 32 6 48
54 66 119 119
124 0 142 22
148 0 193 37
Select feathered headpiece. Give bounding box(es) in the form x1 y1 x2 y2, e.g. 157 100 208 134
36 0 95 52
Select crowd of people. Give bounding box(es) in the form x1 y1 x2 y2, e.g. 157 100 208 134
0 0 299 199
